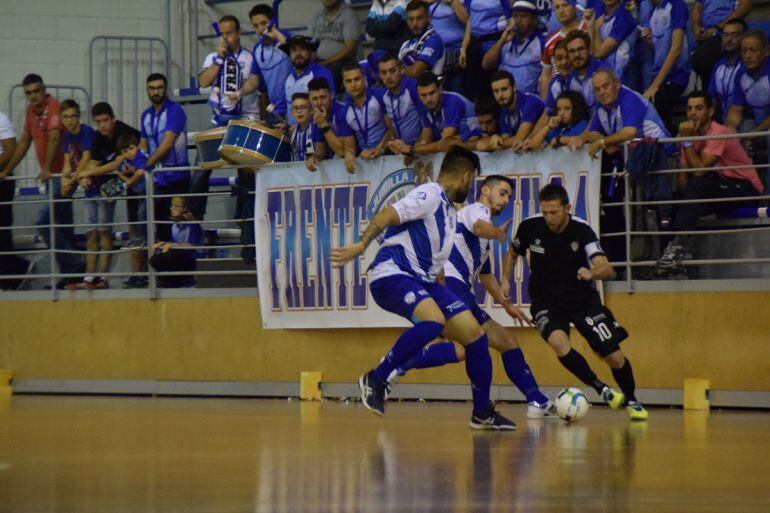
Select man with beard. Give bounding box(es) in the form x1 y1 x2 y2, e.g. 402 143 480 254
378 52 423 151
399 0 445 77
282 35 335 124
462 96 502 151
489 70 545 153
564 30 607 110
309 77 346 157
139 73 190 241
331 147 517 430
707 18 746 122
539 0 589 98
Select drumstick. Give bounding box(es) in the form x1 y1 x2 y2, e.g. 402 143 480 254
266 103 288 125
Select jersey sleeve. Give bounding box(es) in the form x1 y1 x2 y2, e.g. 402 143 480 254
579 221 605 260
391 184 442 223
511 221 530 256
166 105 186 135
334 106 354 138
619 94 645 131
521 95 545 124
609 10 636 42
670 0 689 30
415 34 444 67
457 203 491 232
201 52 217 72
443 96 463 130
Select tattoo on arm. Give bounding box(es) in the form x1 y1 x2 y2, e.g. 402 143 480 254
359 220 384 247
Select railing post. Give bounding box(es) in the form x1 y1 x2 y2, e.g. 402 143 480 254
47 181 57 300
146 176 157 299
623 145 633 294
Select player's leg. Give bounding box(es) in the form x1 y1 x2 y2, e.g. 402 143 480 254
483 319 555 418
603 349 648 421
386 341 462 390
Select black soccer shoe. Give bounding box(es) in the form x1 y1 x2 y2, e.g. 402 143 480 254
469 404 517 431
359 371 387 416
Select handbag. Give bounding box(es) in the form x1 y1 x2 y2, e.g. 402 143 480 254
100 176 123 198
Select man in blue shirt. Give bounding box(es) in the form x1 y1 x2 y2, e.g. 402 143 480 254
565 30 607 111
461 0 511 100
585 0 637 82
691 0 753 88
707 18 746 122
399 0 445 77
140 73 190 241
378 52 423 146
281 35 336 125
309 77 345 158
489 70 545 152
462 96 502 151
427 0 468 94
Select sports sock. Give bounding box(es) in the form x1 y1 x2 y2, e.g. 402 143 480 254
371 321 444 382
398 341 459 373
501 348 549 404
558 349 606 395
611 358 637 403
463 333 493 416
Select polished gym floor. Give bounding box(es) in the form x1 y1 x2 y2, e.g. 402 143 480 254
1 396 769 513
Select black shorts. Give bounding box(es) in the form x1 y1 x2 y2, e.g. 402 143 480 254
530 302 629 357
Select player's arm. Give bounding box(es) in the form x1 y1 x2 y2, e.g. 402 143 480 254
472 219 512 243
330 205 400 266
479 272 532 325
578 254 616 282
415 127 459 154
500 246 522 303
3 130 30 178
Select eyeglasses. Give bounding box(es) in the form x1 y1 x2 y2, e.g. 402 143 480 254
62 114 80 120
24 87 43 96
567 47 588 54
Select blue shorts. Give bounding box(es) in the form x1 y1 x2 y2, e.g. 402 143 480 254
445 277 491 326
370 275 469 324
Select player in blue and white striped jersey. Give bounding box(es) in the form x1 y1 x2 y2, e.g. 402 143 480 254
331 147 516 430
386 175 557 419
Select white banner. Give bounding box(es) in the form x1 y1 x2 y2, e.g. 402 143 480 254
255 149 601 329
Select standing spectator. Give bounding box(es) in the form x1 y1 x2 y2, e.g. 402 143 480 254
539 0 589 99
337 62 391 173
378 53 424 146
115 133 150 288
587 0 637 82
140 73 191 242
490 70 546 152
0 110 28 289
282 35 336 125
309 77 346 157
565 30 607 110
544 39 572 114
648 91 763 279
4 74 82 287
288 93 326 170
399 1 445 78
308 0 362 90
464 96 503 151
524 90 591 150
367 0 411 54
482 1 545 96
625 0 654 93
425 0 469 93
460 0 510 100
707 18 746 122
643 0 690 134
58 100 113 290
149 197 200 288
691 0 752 88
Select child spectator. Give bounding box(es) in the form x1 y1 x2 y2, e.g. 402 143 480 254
116 132 150 288
524 90 591 150
288 93 326 171
149 197 201 288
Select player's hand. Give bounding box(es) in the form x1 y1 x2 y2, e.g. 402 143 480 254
496 219 512 243
344 152 356 174
330 241 366 267
505 303 532 326
577 266 594 281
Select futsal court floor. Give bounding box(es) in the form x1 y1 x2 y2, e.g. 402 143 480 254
1 395 769 513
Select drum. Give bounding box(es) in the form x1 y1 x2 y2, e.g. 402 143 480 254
219 120 291 166
195 127 227 169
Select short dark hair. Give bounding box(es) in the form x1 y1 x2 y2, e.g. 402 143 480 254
406 0 428 13
249 4 274 19
563 30 591 50
291 92 310 102
341 60 363 75
687 90 715 110
553 39 567 53
22 74 43 87
377 51 399 67
742 29 769 48
474 96 499 118
146 73 167 85
308 77 331 92
724 18 748 31
539 183 569 205
481 174 513 191
490 70 514 87
439 145 480 179
555 90 590 124
416 71 440 88
60 99 80 115
116 132 140 152
91 101 115 119
219 15 240 31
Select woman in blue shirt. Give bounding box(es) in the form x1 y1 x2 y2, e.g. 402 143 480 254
524 90 590 150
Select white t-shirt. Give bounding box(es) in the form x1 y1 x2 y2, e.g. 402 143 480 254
0 112 16 158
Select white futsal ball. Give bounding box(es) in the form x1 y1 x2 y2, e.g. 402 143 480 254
555 387 590 422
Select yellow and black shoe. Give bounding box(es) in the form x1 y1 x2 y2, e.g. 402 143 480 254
601 386 625 410
626 401 649 421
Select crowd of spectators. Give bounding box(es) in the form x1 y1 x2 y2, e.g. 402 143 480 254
0 0 768 288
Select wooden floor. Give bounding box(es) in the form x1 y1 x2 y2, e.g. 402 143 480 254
1 396 769 513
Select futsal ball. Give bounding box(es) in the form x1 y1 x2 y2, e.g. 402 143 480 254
555 387 590 422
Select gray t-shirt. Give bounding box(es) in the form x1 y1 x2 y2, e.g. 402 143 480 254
308 4 362 61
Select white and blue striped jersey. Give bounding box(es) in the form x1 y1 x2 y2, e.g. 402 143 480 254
370 182 457 284
444 202 493 287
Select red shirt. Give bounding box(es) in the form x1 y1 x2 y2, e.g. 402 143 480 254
23 95 64 173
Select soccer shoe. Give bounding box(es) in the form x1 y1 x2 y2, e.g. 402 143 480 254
601 386 625 410
643 265 689 281
626 401 649 421
469 404 517 431
526 400 559 419
358 371 387 416
657 243 693 269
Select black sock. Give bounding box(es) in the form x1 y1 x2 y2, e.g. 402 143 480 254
611 359 637 403
558 350 606 395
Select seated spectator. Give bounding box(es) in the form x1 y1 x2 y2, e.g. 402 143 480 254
586 0 637 82
464 96 502 151
707 18 746 123
460 0 510 100
727 29 770 149
489 70 546 152
399 0 445 78
691 0 752 88
565 30 608 110
281 35 336 124
367 0 411 54
337 61 391 173
378 52 423 147
482 1 544 96
540 0 589 98
427 0 469 94
309 77 346 157
648 91 763 279
149 197 200 289
289 93 327 171
524 90 591 151
59 100 114 291
544 40 572 115
116 132 150 289
643 0 690 134
308 0 362 91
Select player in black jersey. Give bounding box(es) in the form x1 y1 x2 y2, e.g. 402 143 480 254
501 184 648 421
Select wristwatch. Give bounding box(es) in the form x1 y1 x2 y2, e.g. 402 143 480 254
320 125 331 135
599 137 606 148
408 145 416 157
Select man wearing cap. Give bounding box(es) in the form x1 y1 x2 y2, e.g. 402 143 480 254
283 35 336 124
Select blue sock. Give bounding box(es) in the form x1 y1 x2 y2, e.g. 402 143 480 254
502 348 549 404
463 333 492 416
398 341 459 373
371 321 444 382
